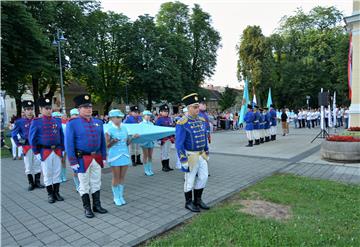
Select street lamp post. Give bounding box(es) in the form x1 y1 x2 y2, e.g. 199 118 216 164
52 29 66 114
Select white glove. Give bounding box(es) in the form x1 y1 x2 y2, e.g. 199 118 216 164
71 164 80 172
102 160 107 167
181 162 189 172
35 154 42 161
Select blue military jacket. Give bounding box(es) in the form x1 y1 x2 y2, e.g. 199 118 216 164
65 117 106 170
175 115 209 164
244 111 255 131
29 116 64 156
11 117 33 146
155 116 173 127
198 110 210 135
270 109 277 126
124 115 142 124
264 112 271 129
259 113 265 129
253 111 261 129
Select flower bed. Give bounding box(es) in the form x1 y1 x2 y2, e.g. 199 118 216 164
326 135 360 142
348 126 360 131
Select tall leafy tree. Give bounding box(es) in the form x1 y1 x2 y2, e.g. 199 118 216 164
219 86 237 111
1 1 50 116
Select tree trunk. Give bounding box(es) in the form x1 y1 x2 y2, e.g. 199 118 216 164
103 101 112 115
15 97 22 118
32 74 40 116
147 93 152 110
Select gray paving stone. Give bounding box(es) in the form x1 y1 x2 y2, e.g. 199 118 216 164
3 129 358 246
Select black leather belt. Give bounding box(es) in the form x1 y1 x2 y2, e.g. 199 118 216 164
38 145 57 150
75 150 98 158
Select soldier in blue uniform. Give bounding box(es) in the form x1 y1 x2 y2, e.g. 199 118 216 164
263 107 271 142
269 104 277 141
12 100 44 191
29 98 64 203
176 93 210 213
244 104 255 147
253 106 261 145
198 97 211 144
124 106 143 166
65 94 108 218
259 108 265 143
155 104 174 172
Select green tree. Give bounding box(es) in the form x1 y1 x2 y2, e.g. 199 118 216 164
73 10 132 114
219 87 237 111
1 1 50 116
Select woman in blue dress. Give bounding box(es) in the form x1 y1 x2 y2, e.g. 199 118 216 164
140 110 155 176
105 109 139 206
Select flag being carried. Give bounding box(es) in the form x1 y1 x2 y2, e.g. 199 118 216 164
239 78 250 125
267 88 273 109
333 91 337 128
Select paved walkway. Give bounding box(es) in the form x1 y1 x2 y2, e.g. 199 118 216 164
1 126 359 246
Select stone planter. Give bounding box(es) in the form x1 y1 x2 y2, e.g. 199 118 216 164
321 140 360 162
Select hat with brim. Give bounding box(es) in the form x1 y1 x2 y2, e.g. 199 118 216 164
130 105 140 112
247 104 253 109
159 104 169 112
52 112 63 117
142 110 152 116
74 94 92 108
22 100 34 109
70 108 79 116
38 97 52 107
182 93 200 106
109 109 124 118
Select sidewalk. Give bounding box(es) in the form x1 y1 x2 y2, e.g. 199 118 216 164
1 126 359 246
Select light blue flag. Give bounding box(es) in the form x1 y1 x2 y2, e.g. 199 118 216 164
239 78 250 125
267 88 272 108
122 123 175 144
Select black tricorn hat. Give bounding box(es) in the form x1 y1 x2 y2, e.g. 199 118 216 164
74 94 92 108
247 104 253 109
182 93 200 106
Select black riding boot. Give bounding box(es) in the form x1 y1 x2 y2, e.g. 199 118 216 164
53 183 64 201
162 160 170 172
27 174 35 191
34 173 45 188
92 191 108 214
131 155 136 166
166 159 173 171
81 194 94 218
46 186 56 203
184 191 200 212
260 138 264 143
254 139 260 145
246 140 253 147
136 155 143 165
194 189 210 210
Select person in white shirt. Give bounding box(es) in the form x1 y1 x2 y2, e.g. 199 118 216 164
297 109 303 129
324 107 329 128
344 107 350 129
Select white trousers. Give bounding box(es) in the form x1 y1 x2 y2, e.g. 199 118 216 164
253 130 260 140
270 126 277 135
246 130 253 141
10 138 22 158
130 143 141 156
265 128 270 137
261 129 265 138
41 151 61 186
161 140 171 160
184 156 208 192
78 159 101 196
24 149 41 175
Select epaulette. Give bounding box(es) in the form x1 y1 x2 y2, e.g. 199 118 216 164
198 116 206 122
176 116 188 125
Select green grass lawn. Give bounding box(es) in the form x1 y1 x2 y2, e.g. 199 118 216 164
146 174 360 247
1 130 13 159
